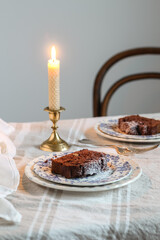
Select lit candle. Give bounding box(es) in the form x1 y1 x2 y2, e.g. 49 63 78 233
48 46 60 110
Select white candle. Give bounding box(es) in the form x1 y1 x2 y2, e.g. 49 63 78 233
48 46 60 110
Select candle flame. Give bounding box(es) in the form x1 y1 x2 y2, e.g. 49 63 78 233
51 46 56 61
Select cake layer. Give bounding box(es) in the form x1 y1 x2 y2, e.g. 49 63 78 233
51 149 109 179
118 115 160 135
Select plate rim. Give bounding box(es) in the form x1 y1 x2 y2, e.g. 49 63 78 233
25 157 142 192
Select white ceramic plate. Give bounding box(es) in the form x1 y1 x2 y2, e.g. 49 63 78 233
33 152 132 186
95 120 160 143
25 157 142 192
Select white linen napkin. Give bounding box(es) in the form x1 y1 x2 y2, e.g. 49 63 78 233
0 120 21 223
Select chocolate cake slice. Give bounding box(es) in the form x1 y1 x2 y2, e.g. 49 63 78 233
51 149 110 179
118 115 160 135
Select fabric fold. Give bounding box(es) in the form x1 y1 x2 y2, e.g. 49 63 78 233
0 119 21 223
0 198 21 223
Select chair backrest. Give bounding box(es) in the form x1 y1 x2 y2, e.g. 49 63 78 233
93 47 160 117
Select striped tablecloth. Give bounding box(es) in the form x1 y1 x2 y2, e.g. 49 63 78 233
0 114 160 240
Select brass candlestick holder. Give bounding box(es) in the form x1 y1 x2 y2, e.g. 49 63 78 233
40 107 70 152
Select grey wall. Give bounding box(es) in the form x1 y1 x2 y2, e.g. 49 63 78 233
0 0 160 122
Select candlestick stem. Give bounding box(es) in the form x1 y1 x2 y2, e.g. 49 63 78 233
40 107 70 152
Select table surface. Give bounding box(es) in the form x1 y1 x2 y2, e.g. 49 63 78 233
1 113 160 240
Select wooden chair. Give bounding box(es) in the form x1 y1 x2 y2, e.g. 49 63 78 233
93 47 160 117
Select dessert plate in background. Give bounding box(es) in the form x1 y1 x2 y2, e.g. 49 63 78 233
95 118 160 142
32 151 132 186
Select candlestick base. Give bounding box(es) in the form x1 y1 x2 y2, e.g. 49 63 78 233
40 107 70 152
